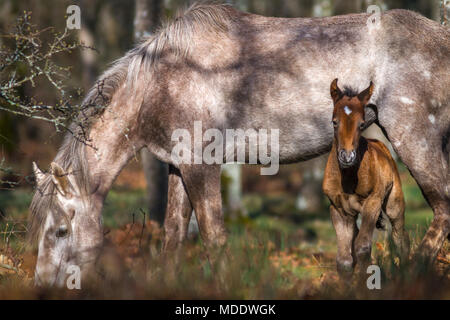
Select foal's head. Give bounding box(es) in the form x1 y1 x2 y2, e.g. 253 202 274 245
330 78 374 168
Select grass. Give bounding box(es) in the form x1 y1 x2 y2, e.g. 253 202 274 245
103 188 147 228
0 171 447 299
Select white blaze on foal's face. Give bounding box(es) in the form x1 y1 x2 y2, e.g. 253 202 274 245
344 106 352 115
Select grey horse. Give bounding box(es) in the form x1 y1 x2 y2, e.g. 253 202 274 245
29 4 449 286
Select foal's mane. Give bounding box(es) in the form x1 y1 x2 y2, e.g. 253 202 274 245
341 86 360 98
28 2 234 242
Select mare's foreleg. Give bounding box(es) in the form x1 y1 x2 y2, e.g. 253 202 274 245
162 165 193 252
179 164 227 248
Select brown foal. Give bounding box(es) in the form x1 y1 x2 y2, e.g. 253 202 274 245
323 79 409 276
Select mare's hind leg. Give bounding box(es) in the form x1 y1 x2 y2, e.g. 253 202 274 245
378 100 449 264
330 205 358 277
162 165 193 252
178 164 227 248
384 179 410 261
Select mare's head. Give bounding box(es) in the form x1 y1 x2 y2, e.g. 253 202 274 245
330 78 374 168
29 159 103 287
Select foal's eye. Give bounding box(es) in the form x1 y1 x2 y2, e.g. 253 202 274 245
56 226 68 238
332 120 338 127
359 122 365 130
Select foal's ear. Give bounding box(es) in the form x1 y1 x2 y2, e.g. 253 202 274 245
330 78 343 104
357 81 374 106
32 162 45 186
50 162 71 196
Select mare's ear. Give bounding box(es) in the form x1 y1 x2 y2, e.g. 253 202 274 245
50 162 72 197
358 81 374 106
330 78 343 104
32 162 45 186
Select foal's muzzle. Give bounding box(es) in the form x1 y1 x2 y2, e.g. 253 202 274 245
338 149 356 167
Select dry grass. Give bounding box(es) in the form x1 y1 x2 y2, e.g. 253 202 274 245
0 210 448 299
0 163 448 299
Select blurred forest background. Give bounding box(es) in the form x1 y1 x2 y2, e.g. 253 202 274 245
0 0 448 299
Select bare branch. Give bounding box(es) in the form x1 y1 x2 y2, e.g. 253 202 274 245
0 11 96 135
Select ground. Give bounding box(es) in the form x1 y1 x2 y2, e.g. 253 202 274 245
0 163 448 299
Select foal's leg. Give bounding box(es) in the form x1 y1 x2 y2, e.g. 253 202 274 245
330 205 358 277
354 196 383 269
178 164 227 248
384 180 410 261
162 165 193 251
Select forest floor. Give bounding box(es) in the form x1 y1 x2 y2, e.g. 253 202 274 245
0 165 448 299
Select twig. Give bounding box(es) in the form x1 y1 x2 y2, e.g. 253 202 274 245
118 212 135 246
138 208 146 249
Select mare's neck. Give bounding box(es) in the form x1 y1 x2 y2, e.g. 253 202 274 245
85 83 146 199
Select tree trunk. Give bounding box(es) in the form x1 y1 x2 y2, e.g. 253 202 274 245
134 0 168 225
438 0 449 25
80 0 99 89
333 0 363 15
141 149 168 225
292 0 327 214
222 164 243 215
295 157 327 213
134 0 162 38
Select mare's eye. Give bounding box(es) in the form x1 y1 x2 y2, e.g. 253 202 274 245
332 119 338 127
359 122 365 130
56 226 68 238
